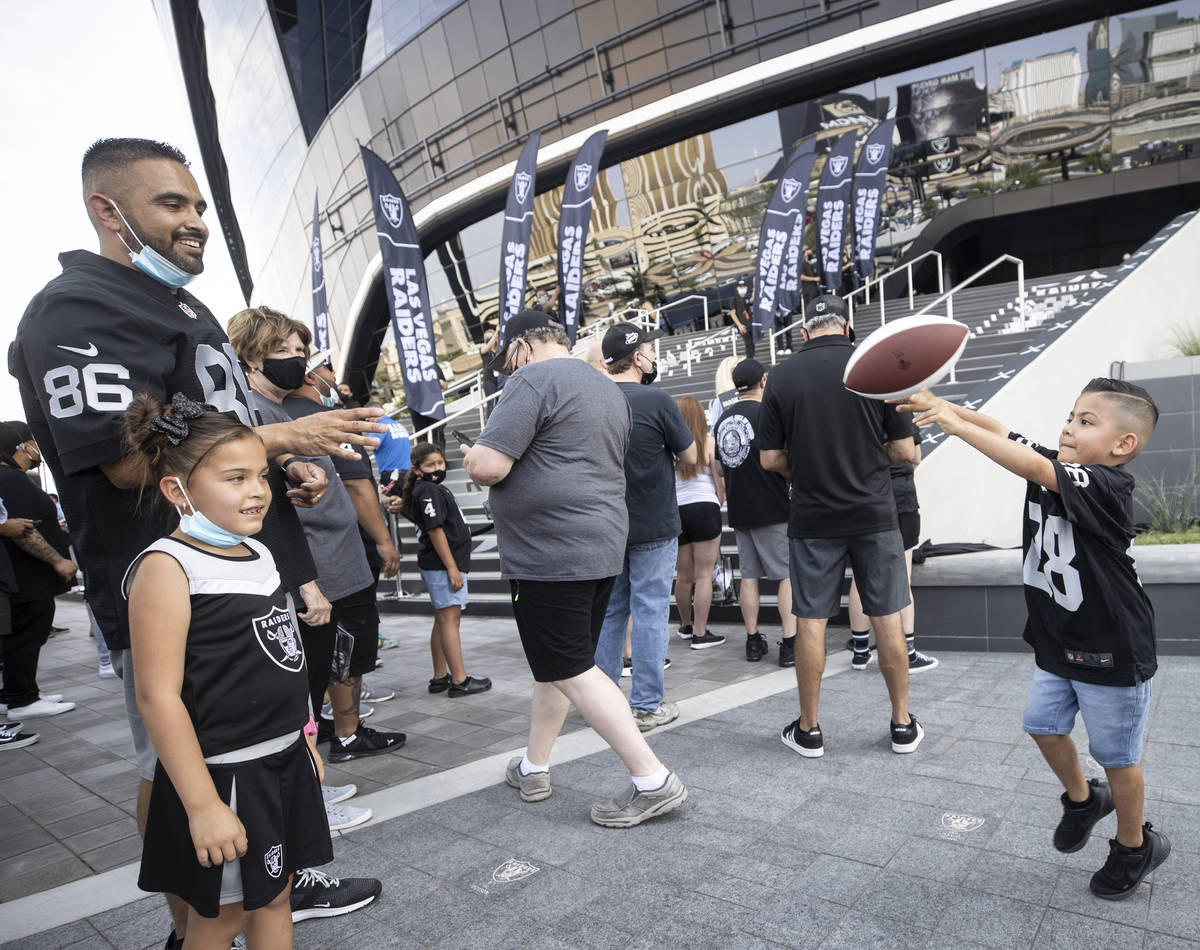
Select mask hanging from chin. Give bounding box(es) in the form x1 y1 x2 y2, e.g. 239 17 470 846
109 201 199 289
172 478 248 548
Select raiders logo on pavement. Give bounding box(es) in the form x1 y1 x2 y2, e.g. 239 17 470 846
252 606 305 672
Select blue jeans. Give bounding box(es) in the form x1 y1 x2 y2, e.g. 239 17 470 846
594 537 678 712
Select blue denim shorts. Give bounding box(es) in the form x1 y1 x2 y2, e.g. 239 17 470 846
420 568 468 610
1022 666 1153 769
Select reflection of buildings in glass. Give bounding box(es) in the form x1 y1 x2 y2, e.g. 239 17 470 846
1086 19 1112 105
1110 11 1200 157
996 51 1083 118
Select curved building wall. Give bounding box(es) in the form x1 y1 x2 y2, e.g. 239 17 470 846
163 0 1200 396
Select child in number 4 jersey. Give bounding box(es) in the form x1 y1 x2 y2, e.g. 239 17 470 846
897 378 1167 901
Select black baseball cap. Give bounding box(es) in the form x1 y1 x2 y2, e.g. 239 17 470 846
732 358 765 392
601 322 664 364
489 309 554 370
0 421 33 456
805 294 855 342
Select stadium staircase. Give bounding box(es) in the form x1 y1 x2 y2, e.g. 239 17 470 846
378 266 1109 626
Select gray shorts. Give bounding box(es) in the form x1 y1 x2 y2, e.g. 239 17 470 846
734 524 789 580
110 649 158 781
790 530 910 620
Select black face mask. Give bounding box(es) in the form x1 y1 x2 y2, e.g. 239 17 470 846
420 469 447 484
640 360 659 386
260 356 307 391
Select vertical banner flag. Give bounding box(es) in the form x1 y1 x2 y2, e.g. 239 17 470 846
814 131 859 293
556 130 607 344
497 133 540 339
753 151 819 340
311 193 330 352
359 146 444 419
852 120 895 284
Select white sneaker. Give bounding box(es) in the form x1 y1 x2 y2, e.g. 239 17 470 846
320 701 373 720
325 801 372 831
98 660 117 679
0 693 63 715
322 783 358 804
8 698 76 718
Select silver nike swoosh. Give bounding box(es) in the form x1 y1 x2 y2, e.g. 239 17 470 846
57 343 99 357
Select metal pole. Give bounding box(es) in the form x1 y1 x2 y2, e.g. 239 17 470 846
908 265 914 311
769 327 776 366
1017 259 1026 332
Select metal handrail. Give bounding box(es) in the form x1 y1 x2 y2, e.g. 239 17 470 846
912 253 1026 330
652 294 712 332
679 325 737 377
767 298 807 366
845 250 944 326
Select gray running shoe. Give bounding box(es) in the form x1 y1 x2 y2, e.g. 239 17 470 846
505 757 552 802
590 772 688 828
632 701 679 732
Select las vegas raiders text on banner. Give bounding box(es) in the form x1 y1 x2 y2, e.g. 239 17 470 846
498 133 541 340
359 146 444 419
311 192 330 352
753 150 818 340
851 120 895 283
814 131 859 292
556 130 607 344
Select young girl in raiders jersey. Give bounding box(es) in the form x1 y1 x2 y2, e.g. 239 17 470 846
396 443 491 696
123 393 331 950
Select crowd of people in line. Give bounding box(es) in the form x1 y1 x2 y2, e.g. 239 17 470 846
0 137 1172 949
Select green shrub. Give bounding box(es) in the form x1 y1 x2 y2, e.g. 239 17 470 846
1169 325 1200 357
1135 468 1198 535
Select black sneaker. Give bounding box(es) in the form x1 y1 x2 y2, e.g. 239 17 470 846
676 624 694 640
1089 822 1171 901
745 633 768 661
449 675 492 696
1053 778 1115 853
326 723 406 763
851 649 872 671
780 718 824 758
290 868 382 921
428 674 451 693
689 630 725 650
778 636 796 668
0 722 38 751
890 715 924 754
908 651 939 673
316 718 333 745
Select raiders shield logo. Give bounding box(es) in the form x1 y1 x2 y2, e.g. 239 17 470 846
264 844 283 878
866 143 886 165
379 193 404 229
931 156 954 174
717 414 754 468
252 606 305 672
941 813 985 833
829 155 849 177
573 163 593 192
492 858 540 884
514 171 532 205
312 236 322 270
780 178 802 203
929 136 952 154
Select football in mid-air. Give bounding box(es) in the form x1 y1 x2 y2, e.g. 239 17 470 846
843 313 969 400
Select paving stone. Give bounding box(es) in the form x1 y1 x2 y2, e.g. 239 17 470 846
888 835 981 885
961 850 1065 905
1048 867 1150 927
935 891 1046 949
1 920 105 950
1033 909 1149 948
1147 883 1200 942
818 910 932 949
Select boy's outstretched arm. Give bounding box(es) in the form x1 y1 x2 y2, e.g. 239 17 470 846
894 390 1058 492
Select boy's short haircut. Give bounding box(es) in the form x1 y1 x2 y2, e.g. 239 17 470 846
1081 378 1159 455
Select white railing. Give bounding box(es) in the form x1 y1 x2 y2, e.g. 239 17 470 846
767 303 807 366
846 250 944 326
654 294 712 332
679 325 737 377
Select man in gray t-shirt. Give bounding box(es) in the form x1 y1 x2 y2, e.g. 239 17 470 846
466 312 687 828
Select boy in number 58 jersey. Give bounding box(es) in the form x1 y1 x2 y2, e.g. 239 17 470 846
898 378 1166 901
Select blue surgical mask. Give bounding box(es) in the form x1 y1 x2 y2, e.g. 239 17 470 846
320 392 339 409
110 201 199 289
173 477 248 548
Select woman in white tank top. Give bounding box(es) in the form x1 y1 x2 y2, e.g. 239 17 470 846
673 397 726 650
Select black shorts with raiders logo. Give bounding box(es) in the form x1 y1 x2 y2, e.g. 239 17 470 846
138 735 332 918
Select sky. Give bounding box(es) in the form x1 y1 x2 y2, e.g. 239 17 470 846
0 1 246 421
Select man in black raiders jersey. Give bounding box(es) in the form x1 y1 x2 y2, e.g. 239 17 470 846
898 379 1167 900
10 138 388 941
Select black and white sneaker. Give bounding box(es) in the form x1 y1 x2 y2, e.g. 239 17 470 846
890 715 924 754
676 624 694 640
290 868 381 921
780 718 824 758
745 633 768 662
0 722 38 751
1090 822 1171 900
689 630 725 650
908 651 939 673
1054 778 1114 853
326 723 406 763
778 637 796 668
851 649 872 671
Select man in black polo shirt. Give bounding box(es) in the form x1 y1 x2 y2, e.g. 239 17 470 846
757 295 924 758
714 359 794 664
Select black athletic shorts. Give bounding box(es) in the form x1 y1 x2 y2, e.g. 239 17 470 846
678 502 722 544
139 735 332 918
509 577 616 682
898 511 921 551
